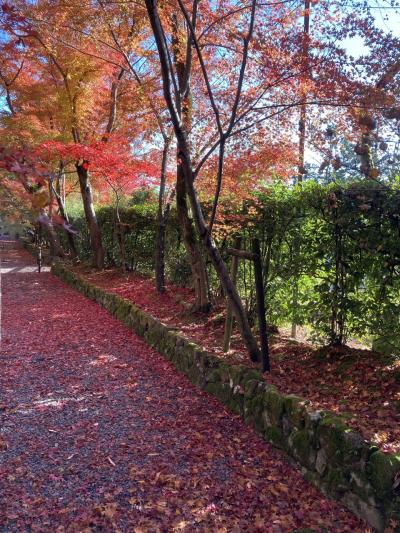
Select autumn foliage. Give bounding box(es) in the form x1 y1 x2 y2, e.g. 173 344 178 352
0 0 399 355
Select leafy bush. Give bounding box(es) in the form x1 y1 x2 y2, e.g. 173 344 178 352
69 180 400 350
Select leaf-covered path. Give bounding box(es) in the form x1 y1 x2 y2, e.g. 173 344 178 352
0 244 368 532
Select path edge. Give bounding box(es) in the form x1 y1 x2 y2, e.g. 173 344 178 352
51 261 400 531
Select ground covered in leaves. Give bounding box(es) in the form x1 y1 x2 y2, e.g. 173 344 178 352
78 265 400 455
0 244 370 531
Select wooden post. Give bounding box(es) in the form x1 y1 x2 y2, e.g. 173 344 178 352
225 240 270 371
252 238 270 372
37 224 43 274
223 236 242 352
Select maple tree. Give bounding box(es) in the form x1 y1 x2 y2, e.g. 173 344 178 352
0 0 157 267
1 2 400 529
1 0 399 361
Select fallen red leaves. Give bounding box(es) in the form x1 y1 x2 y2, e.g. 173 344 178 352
0 245 370 530
78 264 400 455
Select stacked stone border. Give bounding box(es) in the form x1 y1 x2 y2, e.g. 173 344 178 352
51 261 399 531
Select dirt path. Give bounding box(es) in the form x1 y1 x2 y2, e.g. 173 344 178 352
0 243 367 532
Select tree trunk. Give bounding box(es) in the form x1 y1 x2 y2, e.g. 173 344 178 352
155 138 171 293
178 147 260 361
176 162 211 312
252 238 270 372
331 205 345 345
223 236 241 352
76 163 104 269
115 204 126 272
39 214 64 261
291 0 310 339
144 0 260 362
46 184 64 260
155 208 167 292
169 11 211 311
51 172 77 258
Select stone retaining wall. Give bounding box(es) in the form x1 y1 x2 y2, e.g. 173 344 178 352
52 262 400 531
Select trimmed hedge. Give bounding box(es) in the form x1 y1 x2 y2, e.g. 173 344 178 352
68 181 400 350
52 261 400 531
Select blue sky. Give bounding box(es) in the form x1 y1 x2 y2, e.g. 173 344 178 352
0 2 399 112
343 4 400 58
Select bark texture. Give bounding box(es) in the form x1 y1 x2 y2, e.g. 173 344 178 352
76 164 104 269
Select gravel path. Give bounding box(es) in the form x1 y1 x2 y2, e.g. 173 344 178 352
0 243 368 532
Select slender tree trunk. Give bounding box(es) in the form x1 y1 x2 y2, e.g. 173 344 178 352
359 124 374 178
155 138 171 293
51 172 77 258
176 163 211 311
65 225 77 258
76 163 104 269
332 207 345 345
144 0 260 362
46 184 64 260
181 153 260 361
155 207 167 293
47 182 56 259
116 224 126 272
114 196 127 272
39 212 63 261
45 223 64 260
170 11 211 311
291 0 310 339
223 236 241 352
252 238 270 372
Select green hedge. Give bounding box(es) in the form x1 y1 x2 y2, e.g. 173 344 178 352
68 180 400 350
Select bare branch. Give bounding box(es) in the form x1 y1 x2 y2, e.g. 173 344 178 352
177 0 223 135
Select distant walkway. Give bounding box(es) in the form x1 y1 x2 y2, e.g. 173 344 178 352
0 243 366 532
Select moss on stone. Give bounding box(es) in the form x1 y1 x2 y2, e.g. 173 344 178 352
113 297 129 321
367 451 400 499
202 353 220 372
204 380 241 414
204 381 220 397
204 381 228 401
384 495 400 528
265 426 286 450
283 394 309 429
317 414 349 463
207 367 223 384
241 368 262 384
227 396 243 415
244 378 261 397
263 387 284 426
186 364 205 387
325 467 350 494
144 326 162 348
316 416 369 472
349 471 376 504
164 332 179 355
227 365 247 387
290 429 315 467
341 492 384 532
214 361 230 383
176 350 191 372
244 390 265 433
